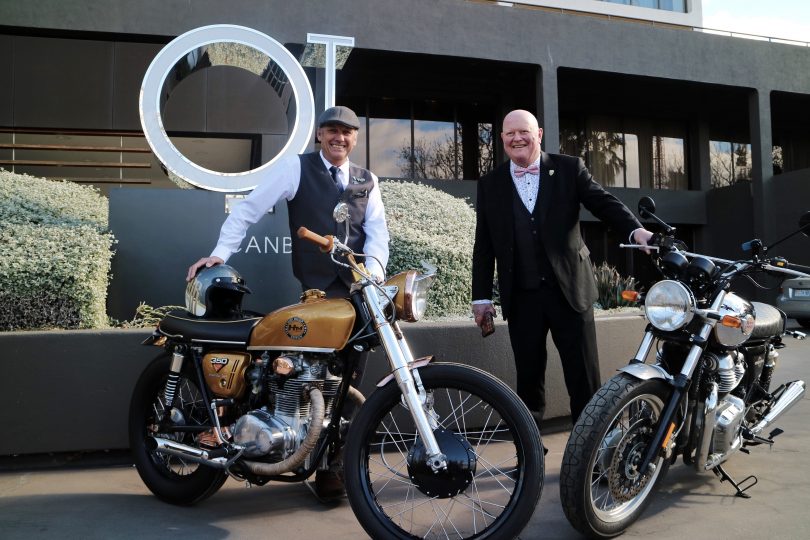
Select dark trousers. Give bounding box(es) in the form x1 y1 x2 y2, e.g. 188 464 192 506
507 283 601 425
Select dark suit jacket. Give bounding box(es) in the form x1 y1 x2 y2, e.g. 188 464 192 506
472 152 641 317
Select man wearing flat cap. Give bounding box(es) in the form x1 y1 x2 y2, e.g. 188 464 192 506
188 105 389 296
187 106 389 500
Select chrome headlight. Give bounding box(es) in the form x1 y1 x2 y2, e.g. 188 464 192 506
644 280 696 331
384 270 435 322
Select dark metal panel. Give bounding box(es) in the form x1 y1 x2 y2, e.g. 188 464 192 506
113 41 164 130
108 188 301 322
0 35 12 126
13 36 114 129
206 66 289 134
161 68 207 133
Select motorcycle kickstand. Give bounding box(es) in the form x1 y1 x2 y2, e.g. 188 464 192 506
712 463 757 498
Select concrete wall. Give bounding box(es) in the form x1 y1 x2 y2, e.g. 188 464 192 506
0 313 647 456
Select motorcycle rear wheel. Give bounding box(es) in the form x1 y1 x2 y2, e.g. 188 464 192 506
560 373 670 538
344 362 543 539
129 353 227 505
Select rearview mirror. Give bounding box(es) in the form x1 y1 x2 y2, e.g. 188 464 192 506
638 196 656 219
333 202 350 224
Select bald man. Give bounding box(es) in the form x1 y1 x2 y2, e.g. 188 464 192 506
471 109 652 429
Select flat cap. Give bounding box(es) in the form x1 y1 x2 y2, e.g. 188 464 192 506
317 105 360 130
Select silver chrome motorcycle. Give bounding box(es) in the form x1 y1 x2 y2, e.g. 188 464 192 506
129 203 543 539
560 196 810 538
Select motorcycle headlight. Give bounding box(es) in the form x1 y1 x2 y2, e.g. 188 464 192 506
644 280 696 331
384 270 435 322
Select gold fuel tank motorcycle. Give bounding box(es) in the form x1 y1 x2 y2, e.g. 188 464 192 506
129 203 543 539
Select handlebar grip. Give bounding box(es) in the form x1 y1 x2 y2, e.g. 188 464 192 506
296 227 334 253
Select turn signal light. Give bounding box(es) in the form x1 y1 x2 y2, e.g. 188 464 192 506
721 315 742 328
621 290 640 302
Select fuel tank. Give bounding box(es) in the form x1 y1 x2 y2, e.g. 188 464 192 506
249 290 356 351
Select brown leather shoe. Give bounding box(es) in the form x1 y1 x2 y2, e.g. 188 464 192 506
314 469 345 500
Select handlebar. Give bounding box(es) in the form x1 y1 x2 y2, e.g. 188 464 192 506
297 227 334 253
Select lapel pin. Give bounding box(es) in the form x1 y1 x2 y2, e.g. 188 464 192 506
549 170 555 176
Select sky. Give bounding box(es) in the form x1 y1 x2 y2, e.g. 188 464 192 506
701 0 810 43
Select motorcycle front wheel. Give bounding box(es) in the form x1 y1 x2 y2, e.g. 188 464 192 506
560 373 671 538
128 353 227 505
344 362 543 539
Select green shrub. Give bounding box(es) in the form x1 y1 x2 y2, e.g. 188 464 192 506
0 170 114 330
0 169 107 230
381 180 475 318
593 261 638 310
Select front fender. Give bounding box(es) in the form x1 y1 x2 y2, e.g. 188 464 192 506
376 355 435 387
618 363 674 384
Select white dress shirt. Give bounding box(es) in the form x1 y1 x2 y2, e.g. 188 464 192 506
211 151 389 280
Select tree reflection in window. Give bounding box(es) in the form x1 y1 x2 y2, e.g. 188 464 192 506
710 140 752 188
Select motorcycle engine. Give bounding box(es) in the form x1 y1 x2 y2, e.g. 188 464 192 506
711 394 746 457
705 351 746 394
232 352 342 460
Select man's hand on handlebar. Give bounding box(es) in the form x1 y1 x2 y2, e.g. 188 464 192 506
633 228 654 254
187 256 224 281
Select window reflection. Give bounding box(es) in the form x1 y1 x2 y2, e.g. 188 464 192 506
652 136 686 190
409 120 457 179
560 115 688 190
710 140 751 188
369 118 411 178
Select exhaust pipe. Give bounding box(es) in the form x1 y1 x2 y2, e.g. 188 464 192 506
147 437 230 468
750 380 806 436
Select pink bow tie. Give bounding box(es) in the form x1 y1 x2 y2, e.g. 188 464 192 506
513 164 539 178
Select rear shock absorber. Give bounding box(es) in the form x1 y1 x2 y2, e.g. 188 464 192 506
163 347 186 408
760 345 777 391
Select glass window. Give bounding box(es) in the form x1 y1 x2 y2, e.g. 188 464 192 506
710 140 751 188
587 130 625 188
369 118 411 178
477 123 494 177
352 116 368 171
652 136 686 190
411 120 457 180
624 133 640 188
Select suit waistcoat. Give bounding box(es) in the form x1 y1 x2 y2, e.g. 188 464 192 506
287 152 374 289
512 184 554 289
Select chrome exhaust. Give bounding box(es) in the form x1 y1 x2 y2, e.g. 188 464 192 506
750 380 806 436
147 437 229 468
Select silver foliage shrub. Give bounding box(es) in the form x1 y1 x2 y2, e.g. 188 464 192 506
0 170 115 330
380 180 475 318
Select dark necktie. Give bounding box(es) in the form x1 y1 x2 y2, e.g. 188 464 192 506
329 166 343 193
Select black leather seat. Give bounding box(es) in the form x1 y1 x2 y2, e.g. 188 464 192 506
750 302 785 339
158 309 261 345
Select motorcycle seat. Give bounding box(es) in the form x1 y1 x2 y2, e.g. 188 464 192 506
751 302 785 339
159 309 261 345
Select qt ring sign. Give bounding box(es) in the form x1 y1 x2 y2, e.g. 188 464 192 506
139 25 315 192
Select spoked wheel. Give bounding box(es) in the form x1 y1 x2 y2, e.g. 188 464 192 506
129 354 227 505
344 363 543 539
560 373 670 538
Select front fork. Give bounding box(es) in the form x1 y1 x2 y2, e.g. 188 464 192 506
363 286 448 472
635 292 725 475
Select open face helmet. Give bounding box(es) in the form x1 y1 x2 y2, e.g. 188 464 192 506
185 264 251 318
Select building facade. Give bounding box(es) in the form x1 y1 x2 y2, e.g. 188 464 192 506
1 0 808 316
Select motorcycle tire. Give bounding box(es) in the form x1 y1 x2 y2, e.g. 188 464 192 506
344 362 543 540
129 353 227 506
560 373 671 538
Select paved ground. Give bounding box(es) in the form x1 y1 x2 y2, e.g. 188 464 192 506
2 323 809 539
